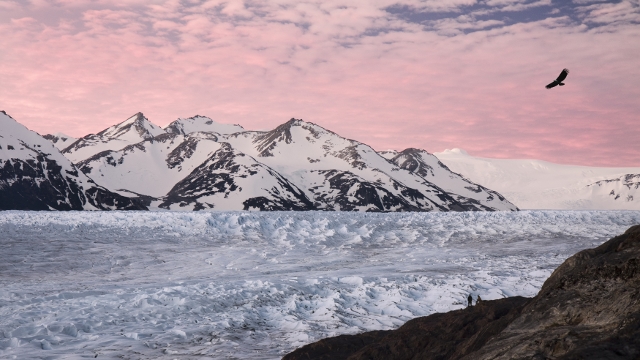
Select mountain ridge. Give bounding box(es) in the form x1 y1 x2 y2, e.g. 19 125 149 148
36 114 518 212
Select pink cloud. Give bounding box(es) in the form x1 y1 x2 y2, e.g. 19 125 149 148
0 0 638 167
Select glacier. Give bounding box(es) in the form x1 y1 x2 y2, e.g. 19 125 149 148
435 148 640 210
1 210 639 359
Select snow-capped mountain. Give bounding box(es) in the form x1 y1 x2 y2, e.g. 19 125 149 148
222 119 517 211
165 115 244 135
435 148 640 210
62 112 165 163
380 148 511 210
42 132 77 150
73 116 517 211
159 143 315 211
0 111 146 210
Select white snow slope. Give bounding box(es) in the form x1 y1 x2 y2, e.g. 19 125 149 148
165 115 245 136
435 148 640 210
1 210 639 359
77 132 223 198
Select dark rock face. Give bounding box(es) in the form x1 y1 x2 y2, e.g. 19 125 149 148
0 156 85 210
42 133 75 148
284 225 640 360
470 224 640 360
164 134 215 170
0 156 145 211
83 186 148 210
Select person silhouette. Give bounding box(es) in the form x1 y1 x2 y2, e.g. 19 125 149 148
468 294 473 307
477 295 482 305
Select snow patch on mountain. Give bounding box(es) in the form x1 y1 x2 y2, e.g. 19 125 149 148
165 115 244 135
583 174 640 207
77 132 222 198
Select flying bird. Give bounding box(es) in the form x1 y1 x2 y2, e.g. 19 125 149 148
545 68 570 89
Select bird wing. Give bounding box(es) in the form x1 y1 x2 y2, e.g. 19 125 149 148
545 81 558 89
556 68 569 82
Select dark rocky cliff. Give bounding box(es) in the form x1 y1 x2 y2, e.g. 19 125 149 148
284 225 640 360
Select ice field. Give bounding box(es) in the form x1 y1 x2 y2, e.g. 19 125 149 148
1 211 640 359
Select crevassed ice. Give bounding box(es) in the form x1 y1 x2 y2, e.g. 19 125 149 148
1 210 639 359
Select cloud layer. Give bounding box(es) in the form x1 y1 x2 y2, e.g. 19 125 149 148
1 0 639 166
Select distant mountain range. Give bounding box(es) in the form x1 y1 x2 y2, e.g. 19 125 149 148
1 111 517 211
435 148 640 210
5 110 636 211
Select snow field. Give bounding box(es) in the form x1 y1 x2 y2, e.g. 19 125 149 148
1 210 639 359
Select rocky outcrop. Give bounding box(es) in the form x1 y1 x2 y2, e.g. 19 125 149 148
284 225 640 360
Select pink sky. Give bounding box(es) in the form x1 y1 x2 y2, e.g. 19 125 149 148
1 0 639 166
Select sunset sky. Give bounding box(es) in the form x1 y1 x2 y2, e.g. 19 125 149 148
1 0 638 166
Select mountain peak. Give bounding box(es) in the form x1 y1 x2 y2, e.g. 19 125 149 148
128 112 145 124
286 118 303 125
62 113 165 162
52 132 73 138
96 112 163 140
0 110 15 120
253 118 318 157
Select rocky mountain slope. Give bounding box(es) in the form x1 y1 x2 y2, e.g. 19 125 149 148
284 224 640 359
380 148 510 211
71 115 518 211
435 148 640 210
0 111 146 210
42 133 77 150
